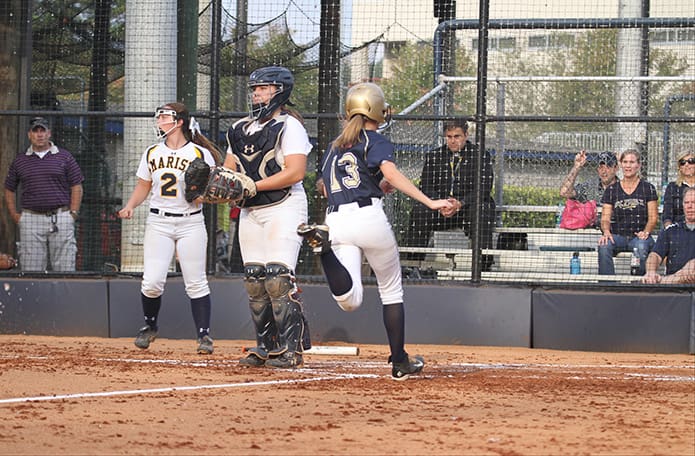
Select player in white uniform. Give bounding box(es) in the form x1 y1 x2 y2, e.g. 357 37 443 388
224 66 312 368
298 83 452 380
119 102 222 354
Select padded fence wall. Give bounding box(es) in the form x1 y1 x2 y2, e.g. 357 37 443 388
0 277 692 354
532 288 693 353
0 279 109 337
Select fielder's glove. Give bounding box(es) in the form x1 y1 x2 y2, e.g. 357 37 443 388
204 166 257 203
184 157 211 203
0 253 17 270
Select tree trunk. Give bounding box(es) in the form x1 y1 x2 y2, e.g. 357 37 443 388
0 0 29 255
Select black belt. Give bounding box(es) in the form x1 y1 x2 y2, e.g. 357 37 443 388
327 197 374 214
150 208 202 217
23 206 69 216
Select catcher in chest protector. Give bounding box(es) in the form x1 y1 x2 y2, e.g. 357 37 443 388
222 65 313 369
118 102 222 355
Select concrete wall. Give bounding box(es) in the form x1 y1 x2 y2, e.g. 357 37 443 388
0 276 692 354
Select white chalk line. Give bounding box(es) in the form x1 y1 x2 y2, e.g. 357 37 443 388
446 362 695 382
4 354 693 379
0 356 691 405
0 372 379 405
450 361 694 370
2 354 691 371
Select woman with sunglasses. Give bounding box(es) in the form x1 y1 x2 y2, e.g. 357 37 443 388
662 151 695 227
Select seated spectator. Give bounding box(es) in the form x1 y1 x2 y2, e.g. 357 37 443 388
661 150 695 227
598 149 658 275
642 187 695 284
656 259 695 284
402 121 495 270
560 150 619 220
0 252 17 270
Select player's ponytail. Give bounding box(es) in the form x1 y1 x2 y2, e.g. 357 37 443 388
330 115 365 152
164 102 222 165
189 128 223 165
283 106 305 125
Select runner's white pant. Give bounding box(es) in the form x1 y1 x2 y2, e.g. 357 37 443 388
325 198 403 311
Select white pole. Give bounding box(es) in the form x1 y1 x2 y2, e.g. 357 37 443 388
615 0 646 155
120 0 178 271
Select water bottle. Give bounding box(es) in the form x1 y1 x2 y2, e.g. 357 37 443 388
555 203 564 228
630 248 641 276
570 251 581 275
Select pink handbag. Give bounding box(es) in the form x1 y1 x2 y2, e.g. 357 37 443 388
560 199 597 230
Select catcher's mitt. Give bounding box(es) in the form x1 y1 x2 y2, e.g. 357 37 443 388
204 166 257 203
184 157 211 203
0 253 17 270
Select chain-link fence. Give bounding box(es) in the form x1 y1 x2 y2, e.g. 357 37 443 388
0 0 693 285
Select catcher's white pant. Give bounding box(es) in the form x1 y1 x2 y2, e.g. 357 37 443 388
142 210 210 299
238 190 307 269
324 198 403 311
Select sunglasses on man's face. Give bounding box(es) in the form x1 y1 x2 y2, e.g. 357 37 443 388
678 157 695 166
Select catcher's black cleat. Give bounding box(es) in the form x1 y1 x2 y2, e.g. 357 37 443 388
134 325 158 350
265 352 304 369
239 353 267 367
390 354 425 381
297 223 330 255
196 335 214 354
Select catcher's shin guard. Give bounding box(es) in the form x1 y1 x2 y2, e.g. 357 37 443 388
243 264 278 358
265 263 306 356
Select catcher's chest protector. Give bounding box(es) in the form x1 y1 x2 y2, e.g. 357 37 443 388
229 115 289 207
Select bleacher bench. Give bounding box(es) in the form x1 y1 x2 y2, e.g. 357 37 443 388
399 246 641 275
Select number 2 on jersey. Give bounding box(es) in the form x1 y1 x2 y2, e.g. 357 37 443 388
160 172 178 197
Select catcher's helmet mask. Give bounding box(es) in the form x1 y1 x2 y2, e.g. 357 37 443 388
153 107 180 140
345 82 392 130
247 66 294 121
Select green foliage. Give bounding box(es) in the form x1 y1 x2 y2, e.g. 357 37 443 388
496 28 690 142
32 0 125 105
291 67 319 114
380 42 436 113
381 41 476 114
500 186 559 228
547 30 616 122
302 170 323 221
296 170 326 275
219 24 319 113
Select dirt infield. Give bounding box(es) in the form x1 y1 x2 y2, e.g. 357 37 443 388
0 335 692 455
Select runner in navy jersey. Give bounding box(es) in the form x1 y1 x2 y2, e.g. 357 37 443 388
298 82 452 380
